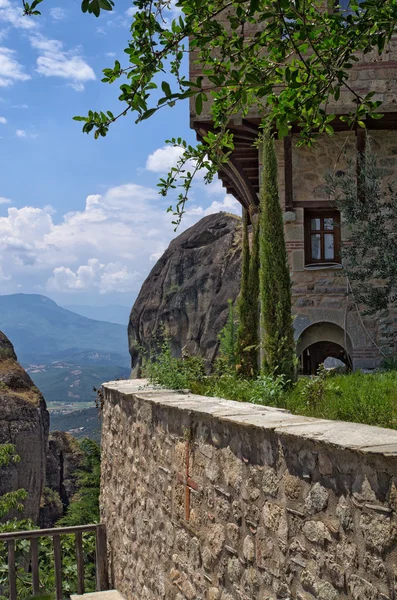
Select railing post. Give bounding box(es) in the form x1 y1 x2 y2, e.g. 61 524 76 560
30 537 40 595
53 534 62 600
7 540 17 600
95 524 109 591
75 532 85 595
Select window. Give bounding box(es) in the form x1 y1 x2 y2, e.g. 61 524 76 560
304 210 341 265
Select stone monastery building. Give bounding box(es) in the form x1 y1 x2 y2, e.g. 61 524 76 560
190 0 397 373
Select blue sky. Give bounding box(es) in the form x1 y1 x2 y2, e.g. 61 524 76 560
0 0 240 307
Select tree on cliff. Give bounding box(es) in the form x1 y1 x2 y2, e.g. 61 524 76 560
259 132 296 381
237 210 259 377
25 0 396 223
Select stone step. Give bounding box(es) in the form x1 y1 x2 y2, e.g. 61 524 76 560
71 591 125 600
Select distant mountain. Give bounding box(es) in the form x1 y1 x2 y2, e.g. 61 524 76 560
0 294 130 365
63 304 131 326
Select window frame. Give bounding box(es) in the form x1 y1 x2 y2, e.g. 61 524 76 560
304 209 341 266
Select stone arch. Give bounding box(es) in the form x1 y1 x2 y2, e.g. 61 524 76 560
296 322 353 374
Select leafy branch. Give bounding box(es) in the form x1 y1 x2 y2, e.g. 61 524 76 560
24 0 397 220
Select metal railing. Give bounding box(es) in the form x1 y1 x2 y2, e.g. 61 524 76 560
0 523 109 600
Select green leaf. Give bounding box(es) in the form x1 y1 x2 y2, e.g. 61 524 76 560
161 81 172 97
139 108 157 121
195 93 203 115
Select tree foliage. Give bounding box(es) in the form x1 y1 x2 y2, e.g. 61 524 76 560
328 145 397 313
58 438 101 526
27 0 397 222
0 444 27 519
218 299 239 369
259 132 296 381
237 210 259 377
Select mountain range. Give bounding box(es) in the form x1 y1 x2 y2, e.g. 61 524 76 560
0 294 130 366
0 294 131 438
62 303 131 326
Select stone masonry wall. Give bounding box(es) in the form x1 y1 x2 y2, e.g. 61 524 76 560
101 379 397 600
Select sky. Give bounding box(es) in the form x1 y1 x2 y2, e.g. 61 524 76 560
0 0 241 307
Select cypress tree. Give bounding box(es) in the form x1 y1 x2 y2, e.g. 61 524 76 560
259 131 296 382
237 208 259 377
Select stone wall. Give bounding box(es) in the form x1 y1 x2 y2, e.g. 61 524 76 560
101 379 397 600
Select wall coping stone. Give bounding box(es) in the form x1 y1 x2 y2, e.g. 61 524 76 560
103 379 397 456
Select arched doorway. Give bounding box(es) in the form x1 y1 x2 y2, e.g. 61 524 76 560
297 322 353 375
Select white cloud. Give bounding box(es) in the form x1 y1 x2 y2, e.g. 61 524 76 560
125 6 137 17
146 145 184 173
105 52 116 57
0 0 37 30
0 155 242 297
50 7 66 20
30 35 96 90
12 103 28 108
47 259 139 294
204 195 241 216
0 196 11 204
15 128 36 138
0 46 30 87
0 115 6 123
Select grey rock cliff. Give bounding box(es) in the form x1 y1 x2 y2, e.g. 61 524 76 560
0 331 49 523
129 212 242 375
40 431 84 527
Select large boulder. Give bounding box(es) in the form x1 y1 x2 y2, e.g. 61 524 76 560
129 212 242 375
0 331 49 523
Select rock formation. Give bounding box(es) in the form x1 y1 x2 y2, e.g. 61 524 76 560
129 212 242 375
0 331 49 523
40 431 84 527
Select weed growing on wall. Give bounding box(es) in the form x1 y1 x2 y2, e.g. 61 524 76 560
143 338 205 390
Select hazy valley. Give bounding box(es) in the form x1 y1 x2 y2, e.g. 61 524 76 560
0 293 130 439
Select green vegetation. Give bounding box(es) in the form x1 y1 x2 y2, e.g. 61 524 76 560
0 444 27 519
29 0 394 225
219 299 238 371
144 339 205 390
0 439 101 599
145 342 397 430
237 211 259 378
328 147 397 313
259 133 296 382
58 438 100 527
0 522 97 600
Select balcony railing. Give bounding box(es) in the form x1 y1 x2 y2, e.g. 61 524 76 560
0 523 109 600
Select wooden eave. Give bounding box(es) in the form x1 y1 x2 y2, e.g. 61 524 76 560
192 112 397 213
